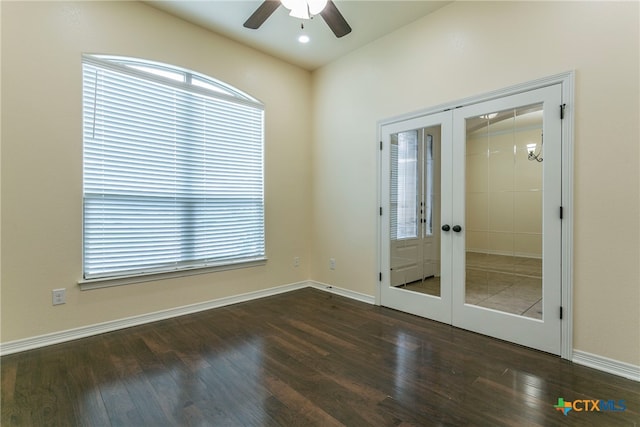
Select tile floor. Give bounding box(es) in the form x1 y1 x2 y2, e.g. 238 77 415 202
397 253 543 319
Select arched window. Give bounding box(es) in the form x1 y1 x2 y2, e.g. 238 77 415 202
81 55 265 284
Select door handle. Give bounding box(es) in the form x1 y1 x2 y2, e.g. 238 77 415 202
452 225 462 232
441 224 451 232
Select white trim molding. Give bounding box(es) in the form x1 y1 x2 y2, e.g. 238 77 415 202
308 280 376 305
0 281 308 356
573 350 640 382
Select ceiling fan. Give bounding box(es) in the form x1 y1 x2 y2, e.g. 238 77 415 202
244 0 352 38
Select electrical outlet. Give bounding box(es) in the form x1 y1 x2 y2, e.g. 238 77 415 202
293 256 300 267
329 258 336 270
52 288 66 306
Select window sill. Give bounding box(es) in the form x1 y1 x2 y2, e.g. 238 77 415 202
79 258 268 291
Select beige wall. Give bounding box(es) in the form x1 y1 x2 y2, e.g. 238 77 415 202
1 1 312 342
311 1 639 365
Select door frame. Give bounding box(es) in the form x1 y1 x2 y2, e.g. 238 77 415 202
376 71 574 360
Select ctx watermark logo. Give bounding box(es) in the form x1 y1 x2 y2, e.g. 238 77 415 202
554 398 627 416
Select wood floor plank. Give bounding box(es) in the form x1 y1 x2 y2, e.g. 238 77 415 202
2 287 639 426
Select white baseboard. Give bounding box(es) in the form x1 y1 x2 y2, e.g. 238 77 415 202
0 281 309 356
573 350 640 382
308 280 376 305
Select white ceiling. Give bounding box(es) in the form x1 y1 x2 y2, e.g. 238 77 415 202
146 1 451 71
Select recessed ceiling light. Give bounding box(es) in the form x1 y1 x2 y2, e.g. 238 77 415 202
298 34 310 44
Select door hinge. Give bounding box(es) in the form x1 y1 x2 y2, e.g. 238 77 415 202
379 206 383 216
560 103 566 119
379 272 382 281
380 140 383 150
560 306 563 319
560 206 564 219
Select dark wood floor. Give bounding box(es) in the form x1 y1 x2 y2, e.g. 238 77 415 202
2 288 639 426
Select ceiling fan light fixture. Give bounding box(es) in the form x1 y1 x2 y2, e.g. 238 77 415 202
308 0 328 15
289 3 310 19
245 0 351 39
280 0 327 19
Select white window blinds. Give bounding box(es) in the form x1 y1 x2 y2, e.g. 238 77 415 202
82 56 265 280
390 130 418 240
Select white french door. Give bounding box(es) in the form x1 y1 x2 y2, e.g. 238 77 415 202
380 83 565 355
381 111 452 324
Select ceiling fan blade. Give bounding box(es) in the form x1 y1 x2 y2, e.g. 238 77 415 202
320 0 352 38
244 0 281 29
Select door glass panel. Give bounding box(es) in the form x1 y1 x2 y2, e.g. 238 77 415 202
464 105 543 318
391 131 418 241
390 126 441 297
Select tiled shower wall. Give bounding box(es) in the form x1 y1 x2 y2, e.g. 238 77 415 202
465 124 543 258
